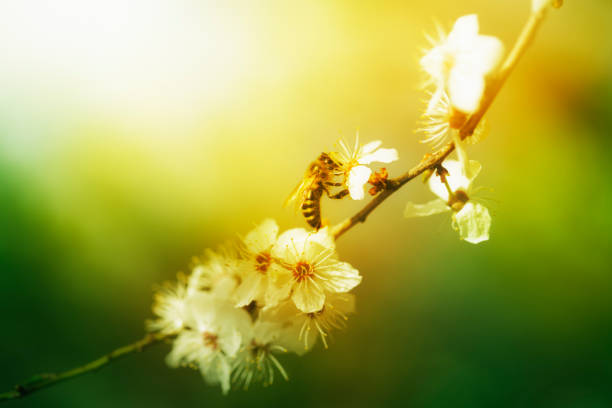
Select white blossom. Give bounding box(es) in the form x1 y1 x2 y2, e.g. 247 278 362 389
270 227 361 313
191 246 242 299
421 14 504 114
404 156 491 244
268 293 355 351
417 91 489 148
332 133 398 200
231 320 290 389
165 293 251 394
234 219 285 308
147 281 189 335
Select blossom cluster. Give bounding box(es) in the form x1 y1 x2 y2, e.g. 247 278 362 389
147 220 361 393
145 3 556 396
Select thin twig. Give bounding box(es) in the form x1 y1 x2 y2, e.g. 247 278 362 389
0 332 169 402
332 7 550 240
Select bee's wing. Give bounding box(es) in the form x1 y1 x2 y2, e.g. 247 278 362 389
284 174 317 211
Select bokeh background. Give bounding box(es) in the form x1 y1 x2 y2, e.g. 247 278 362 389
1 0 611 407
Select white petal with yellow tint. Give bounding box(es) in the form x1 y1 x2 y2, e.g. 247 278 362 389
217 329 242 358
263 268 293 309
292 280 326 313
446 14 479 50
308 226 335 251
347 165 372 200
234 270 263 307
272 228 310 262
359 147 399 165
320 261 362 293
257 301 312 355
420 47 446 82
404 199 450 218
448 68 486 113
428 159 475 201
360 140 383 155
200 354 232 395
467 35 505 74
453 202 491 244
244 218 278 253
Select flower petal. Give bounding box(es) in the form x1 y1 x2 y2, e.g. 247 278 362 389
428 159 472 201
244 219 278 253
319 261 362 293
218 329 242 358
359 148 399 165
347 165 372 200
272 228 310 261
199 354 232 395
360 140 382 155
453 202 491 244
264 268 293 309
234 270 263 307
308 227 336 251
469 35 504 74
447 14 479 48
404 199 450 217
292 280 325 313
420 47 446 84
448 68 486 113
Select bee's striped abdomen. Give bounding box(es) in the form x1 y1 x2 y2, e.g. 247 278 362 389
301 186 323 230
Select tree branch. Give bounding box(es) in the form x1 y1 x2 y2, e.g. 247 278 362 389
0 332 169 402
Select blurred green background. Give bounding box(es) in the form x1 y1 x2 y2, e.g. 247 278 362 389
1 0 611 407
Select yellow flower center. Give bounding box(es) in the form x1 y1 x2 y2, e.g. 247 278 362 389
448 189 470 212
255 252 272 274
202 332 219 350
293 261 314 282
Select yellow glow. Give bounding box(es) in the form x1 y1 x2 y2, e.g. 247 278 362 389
0 0 257 125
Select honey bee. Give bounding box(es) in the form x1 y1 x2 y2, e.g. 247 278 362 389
285 153 349 230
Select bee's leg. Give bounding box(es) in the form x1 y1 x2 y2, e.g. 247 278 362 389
324 181 343 187
327 189 350 200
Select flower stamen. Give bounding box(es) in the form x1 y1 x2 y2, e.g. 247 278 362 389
254 252 272 274
292 261 315 282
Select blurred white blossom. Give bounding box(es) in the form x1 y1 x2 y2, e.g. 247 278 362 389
231 320 292 389
147 281 189 335
271 293 355 350
166 293 250 394
417 91 489 148
421 14 504 114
